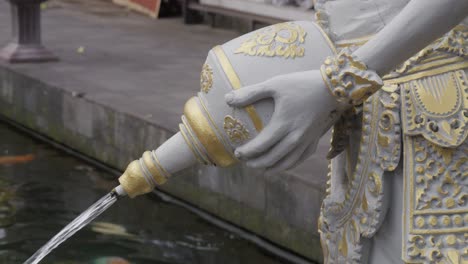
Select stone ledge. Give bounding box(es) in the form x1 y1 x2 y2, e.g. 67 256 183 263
199 0 315 21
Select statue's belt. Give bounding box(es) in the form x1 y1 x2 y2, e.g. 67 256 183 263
319 25 467 264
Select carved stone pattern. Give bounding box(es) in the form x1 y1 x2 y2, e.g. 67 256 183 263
317 19 467 264
223 115 249 144
401 70 468 148
434 25 467 58
200 63 213 93
386 25 467 80
321 48 384 106
313 0 335 41
235 22 307 59
402 136 467 264
319 87 401 263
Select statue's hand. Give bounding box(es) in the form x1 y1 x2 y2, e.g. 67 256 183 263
225 70 340 171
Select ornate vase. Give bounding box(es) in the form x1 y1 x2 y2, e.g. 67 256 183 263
118 21 336 198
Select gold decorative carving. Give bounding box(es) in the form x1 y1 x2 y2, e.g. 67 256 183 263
321 48 383 106
413 73 460 115
181 115 213 165
319 23 467 264
200 63 213 93
213 46 264 132
235 22 307 59
183 97 237 167
118 151 170 198
223 115 250 144
385 25 468 83
402 136 467 264
435 25 467 57
319 87 401 263
401 70 468 148
119 160 153 199
331 26 468 85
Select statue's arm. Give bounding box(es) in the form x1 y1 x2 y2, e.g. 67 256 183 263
226 0 467 171
355 0 468 76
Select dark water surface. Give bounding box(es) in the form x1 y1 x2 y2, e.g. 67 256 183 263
0 122 290 264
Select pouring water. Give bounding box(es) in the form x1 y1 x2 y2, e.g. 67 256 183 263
23 186 127 264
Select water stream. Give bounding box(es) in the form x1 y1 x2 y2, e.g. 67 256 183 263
24 191 119 264
0 122 292 264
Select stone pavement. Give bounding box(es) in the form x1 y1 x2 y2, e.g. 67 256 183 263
0 0 330 262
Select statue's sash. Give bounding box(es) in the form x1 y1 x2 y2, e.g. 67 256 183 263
319 85 402 264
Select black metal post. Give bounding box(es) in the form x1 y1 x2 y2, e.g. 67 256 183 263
0 0 57 63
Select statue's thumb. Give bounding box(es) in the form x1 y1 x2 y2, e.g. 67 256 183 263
225 84 270 107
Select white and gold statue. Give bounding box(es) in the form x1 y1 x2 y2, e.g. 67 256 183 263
116 0 468 263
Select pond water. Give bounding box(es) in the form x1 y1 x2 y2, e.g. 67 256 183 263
0 122 291 264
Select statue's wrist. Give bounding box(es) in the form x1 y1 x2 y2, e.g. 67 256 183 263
320 48 383 107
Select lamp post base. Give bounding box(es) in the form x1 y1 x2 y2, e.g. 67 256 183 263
2 0 58 63
0 43 58 63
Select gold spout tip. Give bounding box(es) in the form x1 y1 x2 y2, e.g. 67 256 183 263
118 160 153 199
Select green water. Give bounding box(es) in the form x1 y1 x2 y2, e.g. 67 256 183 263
0 122 291 264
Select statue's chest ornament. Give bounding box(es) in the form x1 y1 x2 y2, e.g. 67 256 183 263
402 136 467 264
401 70 468 147
400 70 468 264
319 25 468 264
391 25 468 148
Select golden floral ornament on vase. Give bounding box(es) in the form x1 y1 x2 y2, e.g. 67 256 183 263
200 63 213 93
223 115 250 144
234 22 307 59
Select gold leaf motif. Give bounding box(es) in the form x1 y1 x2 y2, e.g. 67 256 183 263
413 73 461 116
367 172 382 195
435 25 468 57
321 48 383 106
361 192 368 212
401 70 468 147
403 136 468 264
338 228 348 257
235 22 307 59
200 63 213 93
377 133 390 147
382 25 467 83
320 89 402 263
223 115 250 144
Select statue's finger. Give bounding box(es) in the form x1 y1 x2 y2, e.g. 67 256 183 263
287 140 318 170
245 132 301 169
235 119 288 159
265 141 309 173
225 83 271 107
